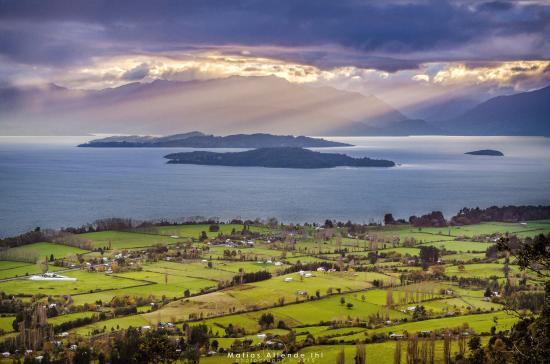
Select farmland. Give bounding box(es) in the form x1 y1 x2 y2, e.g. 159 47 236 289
0 219 547 362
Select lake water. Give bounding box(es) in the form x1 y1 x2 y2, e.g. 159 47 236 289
1 136 549 237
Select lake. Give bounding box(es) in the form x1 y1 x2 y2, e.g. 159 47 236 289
1 135 549 237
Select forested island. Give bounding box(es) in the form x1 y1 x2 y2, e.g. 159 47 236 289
78 132 351 148
465 149 504 156
164 147 395 168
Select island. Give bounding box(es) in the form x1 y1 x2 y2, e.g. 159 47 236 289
465 149 504 156
164 147 395 168
78 132 351 148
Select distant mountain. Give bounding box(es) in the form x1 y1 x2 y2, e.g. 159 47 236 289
440 85 550 136
165 147 395 168
327 119 443 136
0 76 432 136
79 132 351 148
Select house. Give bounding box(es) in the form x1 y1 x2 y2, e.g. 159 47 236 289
257 333 266 339
316 267 326 272
284 277 293 282
142 325 151 330
389 333 405 339
297 290 308 296
70 345 78 351
304 273 312 278
274 261 283 266
170 235 179 239
2 352 9 358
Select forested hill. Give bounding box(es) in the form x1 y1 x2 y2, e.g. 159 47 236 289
79 132 351 148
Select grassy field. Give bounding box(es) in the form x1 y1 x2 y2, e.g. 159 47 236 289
0 220 545 358
0 261 64 279
445 263 520 278
154 224 269 239
0 242 89 262
0 317 14 333
0 270 144 296
77 231 178 249
422 240 492 253
72 314 150 336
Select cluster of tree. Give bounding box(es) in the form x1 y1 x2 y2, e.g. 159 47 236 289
0 227 46 248
0 293 24 314
451 205 550 225
409 211 447 227
53 316 95 333
258 313 274 329
280 261 335 275
419 246 440 266
232 270 271 285
384 213 407 225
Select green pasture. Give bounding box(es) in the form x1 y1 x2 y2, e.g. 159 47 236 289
0 317 14 333
422 241 492 253
78 231 177 250
143 261 236 281
0 242 88 262
48 311 98 326
0 261 64 280
154 224 268 239
445 263 520 278
72 314 150 336
0 270 144 296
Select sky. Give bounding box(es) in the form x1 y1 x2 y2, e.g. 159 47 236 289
0 0 549 110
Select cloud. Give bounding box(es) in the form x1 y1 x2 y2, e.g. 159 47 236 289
0 0 548 72
121 63 150 80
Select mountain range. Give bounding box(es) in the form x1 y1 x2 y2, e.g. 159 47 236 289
0 76 548 136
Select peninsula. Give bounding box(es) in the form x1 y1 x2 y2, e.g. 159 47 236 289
78 132 351 148
164 147 395 168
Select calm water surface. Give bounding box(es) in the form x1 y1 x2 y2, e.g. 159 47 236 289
1 136 549 236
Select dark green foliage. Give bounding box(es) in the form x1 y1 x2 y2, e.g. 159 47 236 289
165 147 395 169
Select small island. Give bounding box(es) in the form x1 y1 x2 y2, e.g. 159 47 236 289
465 149 504 156
79 132 351 148
164 147 395 169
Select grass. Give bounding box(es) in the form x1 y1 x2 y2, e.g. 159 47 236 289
445 263 520 279
0 242 88 262
141 261 236 282
368 311 517 337
0 270 144 296
113 270 217 297
48 311 98 326
143 271 381 327
72 314 150 336
154 224 268 239
77 231 178 250
0 317 14 333
422 241 492 253
0 261 64 280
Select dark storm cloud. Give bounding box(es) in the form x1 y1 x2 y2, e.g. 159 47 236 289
0 0 548 70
